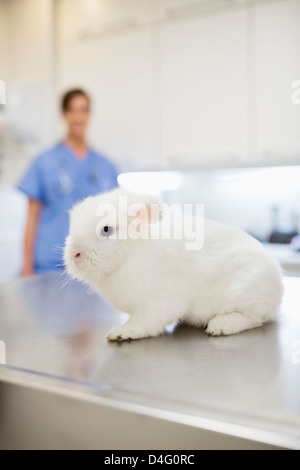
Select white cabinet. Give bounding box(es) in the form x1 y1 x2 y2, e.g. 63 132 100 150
58 0 154 41
59 28 154 169
57 0 300 170
57 0 250 171
159 0 248 19
254 0 300 164
0 0 8 81
160 8 248 167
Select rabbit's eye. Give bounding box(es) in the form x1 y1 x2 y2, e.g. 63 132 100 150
100 226 114 237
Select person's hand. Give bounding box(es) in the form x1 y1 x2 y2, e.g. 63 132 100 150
21 265 34 277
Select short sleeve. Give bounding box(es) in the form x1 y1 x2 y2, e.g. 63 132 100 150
17 156 45 203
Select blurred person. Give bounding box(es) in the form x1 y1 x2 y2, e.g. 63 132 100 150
18 89 118 275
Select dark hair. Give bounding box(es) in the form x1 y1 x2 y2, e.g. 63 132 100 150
61 88 90 112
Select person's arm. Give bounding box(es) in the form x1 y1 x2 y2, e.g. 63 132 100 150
21 198 42 276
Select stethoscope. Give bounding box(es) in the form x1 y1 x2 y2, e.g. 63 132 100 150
56 143 99 195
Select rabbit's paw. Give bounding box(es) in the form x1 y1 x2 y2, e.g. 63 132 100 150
206 312 258 336
107 324 147 342
206 314 232 336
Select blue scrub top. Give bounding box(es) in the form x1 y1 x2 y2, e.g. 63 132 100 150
17 143 119 273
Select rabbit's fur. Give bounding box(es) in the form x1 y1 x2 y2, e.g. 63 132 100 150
64 188 284 341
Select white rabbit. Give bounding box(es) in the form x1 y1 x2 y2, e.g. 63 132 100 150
64 188 284 341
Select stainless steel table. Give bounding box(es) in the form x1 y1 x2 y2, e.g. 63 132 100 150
0 272 299 450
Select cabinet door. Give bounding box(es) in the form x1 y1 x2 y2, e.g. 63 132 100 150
255 0 300 164
159 0 248 19
57 0 156 170
59 29 154 170
58 0 154 39
160 8 248 168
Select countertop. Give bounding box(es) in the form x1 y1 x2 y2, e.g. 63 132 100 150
0 272 300 449
264 243 300 276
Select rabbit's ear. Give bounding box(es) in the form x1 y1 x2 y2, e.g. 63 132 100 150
128 201 165 224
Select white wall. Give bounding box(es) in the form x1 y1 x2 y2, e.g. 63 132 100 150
0 0 8 82
0 0 56 282
0 188 27 283
1 0 56 186
7 0 53 82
